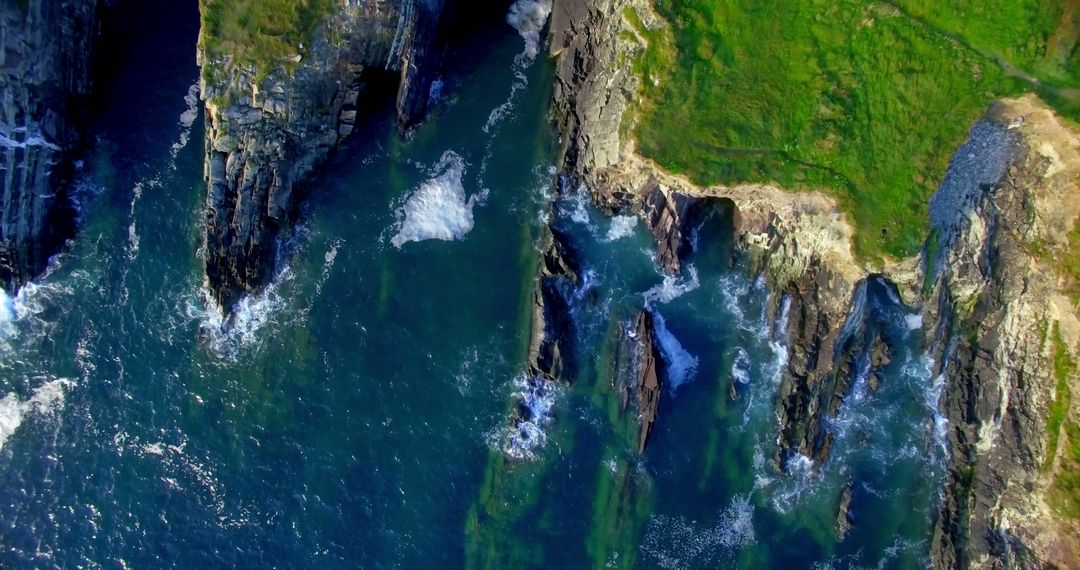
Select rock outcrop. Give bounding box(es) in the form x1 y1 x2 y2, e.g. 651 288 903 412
527 224 579 382
0 0 99 291
923 96 1080 569
611 310 663 452
198 0 454 310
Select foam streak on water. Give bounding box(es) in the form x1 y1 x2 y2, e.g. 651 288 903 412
643 495 755 568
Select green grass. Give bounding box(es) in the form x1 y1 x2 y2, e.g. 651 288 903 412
1044 312 1080 522
198 0 335 90
1045 324 1075 472
1061 219 1080 304
631 0 1080 261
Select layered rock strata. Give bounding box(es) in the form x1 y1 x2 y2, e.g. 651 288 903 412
0 0 99 291
199 0 452 310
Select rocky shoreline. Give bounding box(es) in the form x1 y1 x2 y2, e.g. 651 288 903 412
545 0 1080 566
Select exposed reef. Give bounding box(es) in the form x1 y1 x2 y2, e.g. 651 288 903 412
198 0 454 310
0 0 99 291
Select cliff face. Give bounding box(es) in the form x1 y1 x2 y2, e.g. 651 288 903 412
198 0 451 311
0 0 98 292
547 1 1080 566
924 96 1080 569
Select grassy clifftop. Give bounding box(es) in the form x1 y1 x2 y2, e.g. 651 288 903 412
198 0 336 88
630 0 1079 261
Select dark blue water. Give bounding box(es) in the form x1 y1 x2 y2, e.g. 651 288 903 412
0 3 947 568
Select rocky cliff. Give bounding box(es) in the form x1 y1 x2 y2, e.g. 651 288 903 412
923 96 1080 569
198 0 453 311
547 0 1080 566
0 0 99 292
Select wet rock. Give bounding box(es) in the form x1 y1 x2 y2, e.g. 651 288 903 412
773 261 849 466
836 484 855 541
610 309 664 452
527 225 580 383
633 310 662 452
0 0 99 291
867 332 892 393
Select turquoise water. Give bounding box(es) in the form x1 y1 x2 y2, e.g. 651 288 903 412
0 4 947 568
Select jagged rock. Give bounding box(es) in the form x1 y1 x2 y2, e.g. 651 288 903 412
633 310 662 452
527 225 579 383
199 0 454 310
610 309 664 452
837 484 855 540
0 0 99 291
867 332 892 392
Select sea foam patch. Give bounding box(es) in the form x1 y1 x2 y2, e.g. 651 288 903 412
642 495 756 568
0 379 75 451
391 151 485 248
605 215 639 242
644 266 700 305
507 0 553 59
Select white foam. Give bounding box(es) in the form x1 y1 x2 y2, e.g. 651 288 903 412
0 289 15 326
605 215 639 242
492 374 562 461
652 312 699 393
190 266 293 358
904 312 924 332
506 0 552 59
391 151 485 248
642 495 755 568
171 81 200 156
0 379 75 451
644 266 700 306
770 453 817 514
731 347 752 384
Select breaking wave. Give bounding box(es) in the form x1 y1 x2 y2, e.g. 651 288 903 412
652 311 699 393
605 214 639 242
391 151 486 248
490 374 562 461
0 378 75 451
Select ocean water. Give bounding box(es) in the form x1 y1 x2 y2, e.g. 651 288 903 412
0 2 945 568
